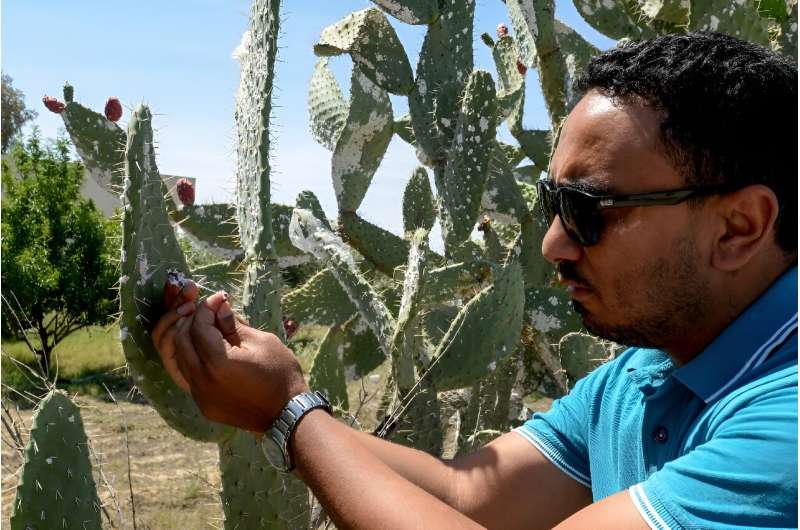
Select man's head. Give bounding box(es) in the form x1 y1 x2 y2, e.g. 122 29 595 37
542 32 797 355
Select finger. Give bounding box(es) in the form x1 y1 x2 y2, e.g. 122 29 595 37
157 318 192 393
179 279 199 305
215 300 241 347
195 291 229 327
174 314 205 386
152 301 196 346
191 292 233 361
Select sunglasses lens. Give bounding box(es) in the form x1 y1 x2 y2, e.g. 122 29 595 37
537 180 558 224
559 188 601 247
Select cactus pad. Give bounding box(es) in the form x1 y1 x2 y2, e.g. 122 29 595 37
314 8 414 95
11 391 101 530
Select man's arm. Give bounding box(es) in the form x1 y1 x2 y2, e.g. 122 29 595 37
294 410 594 529
154 291 639 529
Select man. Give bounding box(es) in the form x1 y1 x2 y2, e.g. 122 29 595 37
153 32 797 529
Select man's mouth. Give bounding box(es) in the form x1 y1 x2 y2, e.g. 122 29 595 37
556 264 593 298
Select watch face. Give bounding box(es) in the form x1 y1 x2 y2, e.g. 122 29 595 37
261 435 288 471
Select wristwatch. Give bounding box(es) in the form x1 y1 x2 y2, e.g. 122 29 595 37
261 390 332 472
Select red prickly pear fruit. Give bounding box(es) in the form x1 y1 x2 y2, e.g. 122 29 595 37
176 178 195 206
104 97 123 122
516 60 527 76
42 96 65 114
283 318 299 340
496 23 509 38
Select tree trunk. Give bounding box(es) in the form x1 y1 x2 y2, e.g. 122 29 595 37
36 322 52 378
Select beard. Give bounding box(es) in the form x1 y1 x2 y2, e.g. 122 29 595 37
564 236 711 350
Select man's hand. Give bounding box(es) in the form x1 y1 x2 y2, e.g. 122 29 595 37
151 285 308 433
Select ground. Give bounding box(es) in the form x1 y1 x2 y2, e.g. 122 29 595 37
1 324 552 529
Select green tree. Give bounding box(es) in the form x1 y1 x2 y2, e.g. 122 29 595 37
1 129 118 376
1 74 37 153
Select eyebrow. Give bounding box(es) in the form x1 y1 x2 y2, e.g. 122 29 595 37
548 173 616 195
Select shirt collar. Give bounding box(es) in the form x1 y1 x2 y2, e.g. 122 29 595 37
673 265 798 404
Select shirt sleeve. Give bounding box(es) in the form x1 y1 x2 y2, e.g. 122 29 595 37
513 369 598 488
629 384 798 530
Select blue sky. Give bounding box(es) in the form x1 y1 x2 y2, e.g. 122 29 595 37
2 0 615 236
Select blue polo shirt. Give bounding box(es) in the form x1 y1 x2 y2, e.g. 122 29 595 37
515 266 798 529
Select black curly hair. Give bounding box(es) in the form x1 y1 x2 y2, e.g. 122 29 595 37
574 32 797 253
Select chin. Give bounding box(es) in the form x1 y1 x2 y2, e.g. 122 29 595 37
571 299 659 348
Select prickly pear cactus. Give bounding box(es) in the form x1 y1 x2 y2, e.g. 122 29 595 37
54 0 792 524
10 391 100 530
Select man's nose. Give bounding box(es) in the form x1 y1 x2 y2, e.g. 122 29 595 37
541 217 582 265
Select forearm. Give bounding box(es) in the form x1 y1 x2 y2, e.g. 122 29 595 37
291 409 482 530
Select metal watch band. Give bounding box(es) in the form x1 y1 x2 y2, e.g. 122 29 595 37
268 390 331 471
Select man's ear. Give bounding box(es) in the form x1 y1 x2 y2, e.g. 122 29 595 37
710 184 780 271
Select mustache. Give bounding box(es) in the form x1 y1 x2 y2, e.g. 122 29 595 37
557 262 592 289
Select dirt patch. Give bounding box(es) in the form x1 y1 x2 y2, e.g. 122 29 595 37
2 393 222 529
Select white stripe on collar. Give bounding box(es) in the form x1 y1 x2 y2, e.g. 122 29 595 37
705 312 797 404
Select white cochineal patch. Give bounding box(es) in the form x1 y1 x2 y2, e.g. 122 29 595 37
370 0 422 24
289 209 357 270
528 308 563 333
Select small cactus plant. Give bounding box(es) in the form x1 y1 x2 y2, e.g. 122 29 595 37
10 391 101 530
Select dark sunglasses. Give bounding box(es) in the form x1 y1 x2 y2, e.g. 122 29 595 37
536 179 724 247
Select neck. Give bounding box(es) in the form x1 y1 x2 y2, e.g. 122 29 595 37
664 256 794 367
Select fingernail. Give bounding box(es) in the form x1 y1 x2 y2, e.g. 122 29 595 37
177 302 194 316
221 291 229 301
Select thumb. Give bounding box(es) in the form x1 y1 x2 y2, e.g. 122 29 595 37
216 299 244 347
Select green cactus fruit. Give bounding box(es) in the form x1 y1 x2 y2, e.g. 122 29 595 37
290 209 397 354
426 261 524 391
439 70 498 250
369 0 440 25
402 167 436 234
332 65 393 213
60 90 127 192
310 325 351 409
120 104 233 442
235 0 285 334
308 58 348 151
282 268 357 327
11 391 100 530
338 211 412 276
314 8 414 95
219 431 310 530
